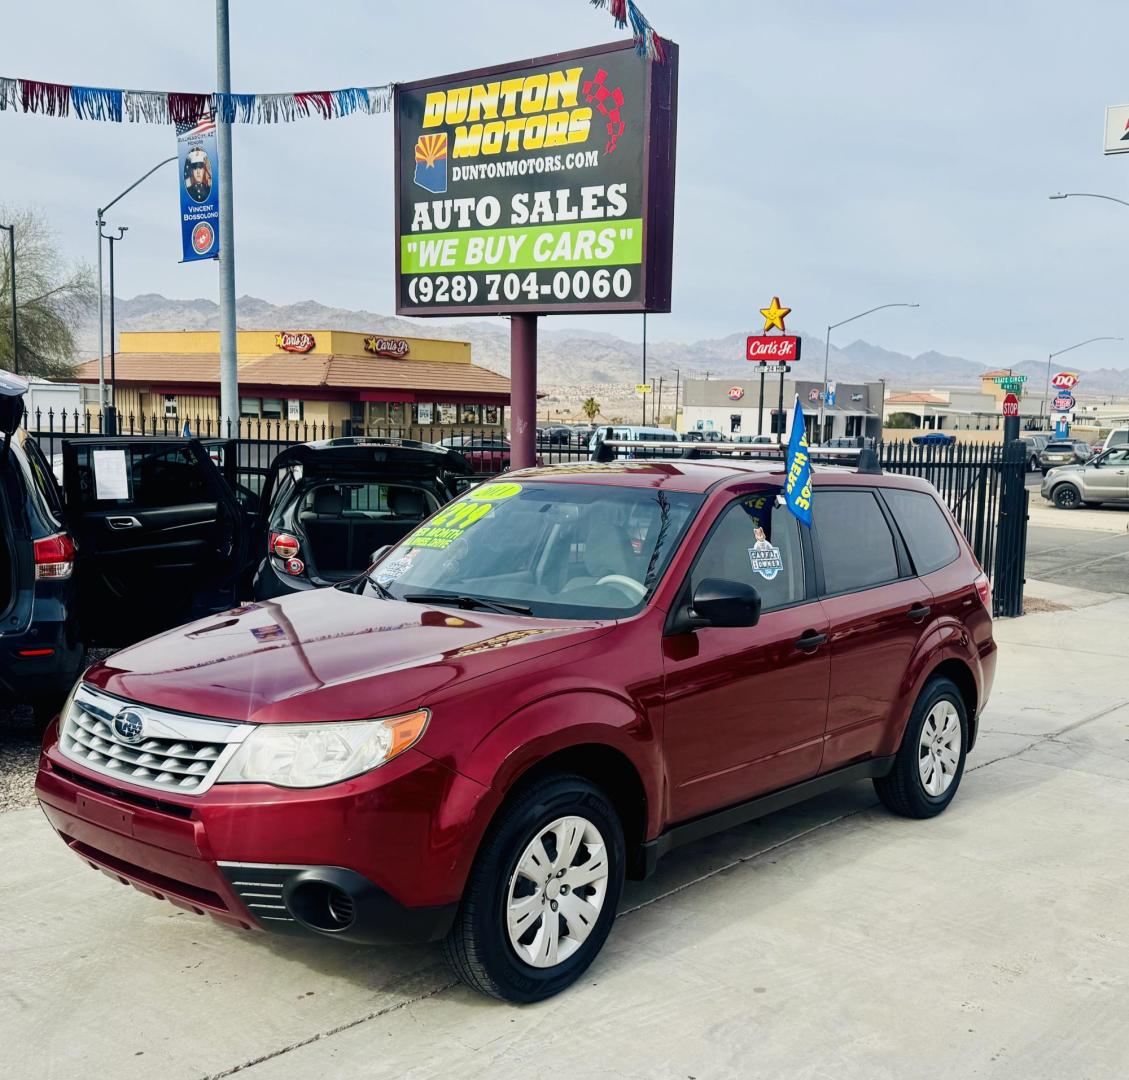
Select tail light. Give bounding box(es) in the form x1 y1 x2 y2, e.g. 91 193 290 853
270 532 301 560
974 573 991 612
33 533 75 580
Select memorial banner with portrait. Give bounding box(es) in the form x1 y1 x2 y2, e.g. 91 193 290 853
176 113 220 262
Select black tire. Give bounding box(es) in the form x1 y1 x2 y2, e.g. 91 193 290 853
443 773 625 1003
1052 484 1081 510
874 676 968 819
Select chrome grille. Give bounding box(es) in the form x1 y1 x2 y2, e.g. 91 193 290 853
59 686 250 796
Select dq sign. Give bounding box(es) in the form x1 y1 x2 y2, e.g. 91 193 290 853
1050 371 1079 392
728 386 744 401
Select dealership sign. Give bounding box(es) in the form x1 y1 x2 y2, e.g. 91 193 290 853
364 336 411 358
275 332 316 353
1053 393 1076 413
747 336 800 362
1050 371 1079 392
394 40 678 316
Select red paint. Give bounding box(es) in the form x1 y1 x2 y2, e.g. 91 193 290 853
37 463 995 934
747 336 800 362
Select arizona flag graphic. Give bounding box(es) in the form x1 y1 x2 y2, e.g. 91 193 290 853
414 133 448 193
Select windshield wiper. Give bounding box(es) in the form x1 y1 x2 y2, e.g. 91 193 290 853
401 592 533 616
366 576 396 599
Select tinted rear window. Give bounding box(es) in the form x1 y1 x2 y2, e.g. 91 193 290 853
1044 443 1075 452
814 490 899 594
883 488 960 575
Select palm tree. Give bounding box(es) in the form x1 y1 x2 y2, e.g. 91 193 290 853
582 396 600 422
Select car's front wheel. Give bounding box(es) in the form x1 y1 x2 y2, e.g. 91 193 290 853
1052 484 1082 510
875 676 968 819
443 773 625 1002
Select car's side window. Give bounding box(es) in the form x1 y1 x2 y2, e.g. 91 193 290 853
690 491 805 612
1103 449 1129 465
814 490 900 594
882 488 959 575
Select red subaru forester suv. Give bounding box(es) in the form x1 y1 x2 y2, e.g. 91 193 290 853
37 458 995 1002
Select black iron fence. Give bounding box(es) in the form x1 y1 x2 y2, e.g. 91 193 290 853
23 407 1027 616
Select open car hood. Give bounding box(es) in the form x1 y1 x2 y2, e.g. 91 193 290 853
0 369 28 439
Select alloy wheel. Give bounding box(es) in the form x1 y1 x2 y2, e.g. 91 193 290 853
918 700 962 797
505 815 609 969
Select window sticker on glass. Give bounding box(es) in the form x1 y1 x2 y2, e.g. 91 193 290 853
92 449 131 501
748 527 783 580
404 483 523 550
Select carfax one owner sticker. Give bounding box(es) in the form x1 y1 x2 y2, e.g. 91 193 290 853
394 40 678 316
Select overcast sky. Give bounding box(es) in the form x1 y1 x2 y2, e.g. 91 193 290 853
4 0 1129 370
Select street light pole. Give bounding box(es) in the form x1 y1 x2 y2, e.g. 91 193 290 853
0 222 16 375
821 303 919 440
97 155 176 411
216 0 239 436
99 226 127 432
1043 336 1122 430
1049 192 1129 210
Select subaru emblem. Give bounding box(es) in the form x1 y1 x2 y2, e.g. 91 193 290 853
112 709 145 745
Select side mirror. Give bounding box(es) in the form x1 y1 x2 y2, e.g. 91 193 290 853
370 544 392 566
690 578 762 629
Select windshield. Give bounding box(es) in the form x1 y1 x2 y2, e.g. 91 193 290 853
363 480 703 619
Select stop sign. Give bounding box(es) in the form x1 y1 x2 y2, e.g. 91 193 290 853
1002 392 1020 417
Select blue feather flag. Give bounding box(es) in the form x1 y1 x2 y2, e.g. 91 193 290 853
784 397 813 528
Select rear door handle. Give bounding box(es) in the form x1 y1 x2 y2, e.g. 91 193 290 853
106 516 141 530
907 604 932 622
795 630 828 652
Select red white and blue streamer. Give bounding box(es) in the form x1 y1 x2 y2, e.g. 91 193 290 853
0 78 395 125
590 0 668 61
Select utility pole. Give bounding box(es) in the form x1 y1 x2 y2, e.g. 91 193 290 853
641 312 648 425
100 226 127 430
0 222 16 374
216 0 239 435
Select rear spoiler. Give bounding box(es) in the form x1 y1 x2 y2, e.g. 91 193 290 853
591 433 882 474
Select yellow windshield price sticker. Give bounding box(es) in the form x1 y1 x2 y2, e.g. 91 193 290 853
468 482 523 501
404 483 523 549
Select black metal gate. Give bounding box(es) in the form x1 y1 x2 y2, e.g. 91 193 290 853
23 407 1030 617
879 440 1028 617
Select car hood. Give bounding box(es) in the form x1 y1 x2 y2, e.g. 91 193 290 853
83 587 613 724
1046 463 1084 475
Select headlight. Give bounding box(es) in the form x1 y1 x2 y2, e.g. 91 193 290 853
56 678 83 729
217 710 429 789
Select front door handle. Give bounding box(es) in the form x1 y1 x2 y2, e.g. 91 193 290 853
795 630 828 652
907 604 932 622
106 516 141 530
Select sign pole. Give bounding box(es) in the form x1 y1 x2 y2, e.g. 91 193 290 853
777 370 785 445
757 363 766 436
510 314 538 470
215 0 239 437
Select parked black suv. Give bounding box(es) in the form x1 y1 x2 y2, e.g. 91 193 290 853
0 373 83 719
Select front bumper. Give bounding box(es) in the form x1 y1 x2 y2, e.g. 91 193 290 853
36 727 496 944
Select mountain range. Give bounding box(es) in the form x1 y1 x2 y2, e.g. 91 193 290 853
75 294 1129 399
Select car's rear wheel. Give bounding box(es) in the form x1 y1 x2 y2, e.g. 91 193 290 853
1052 484 1081 510
443 773 625 1002
875 676 968 819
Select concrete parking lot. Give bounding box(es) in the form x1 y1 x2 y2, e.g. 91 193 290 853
2 578 1128 1079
